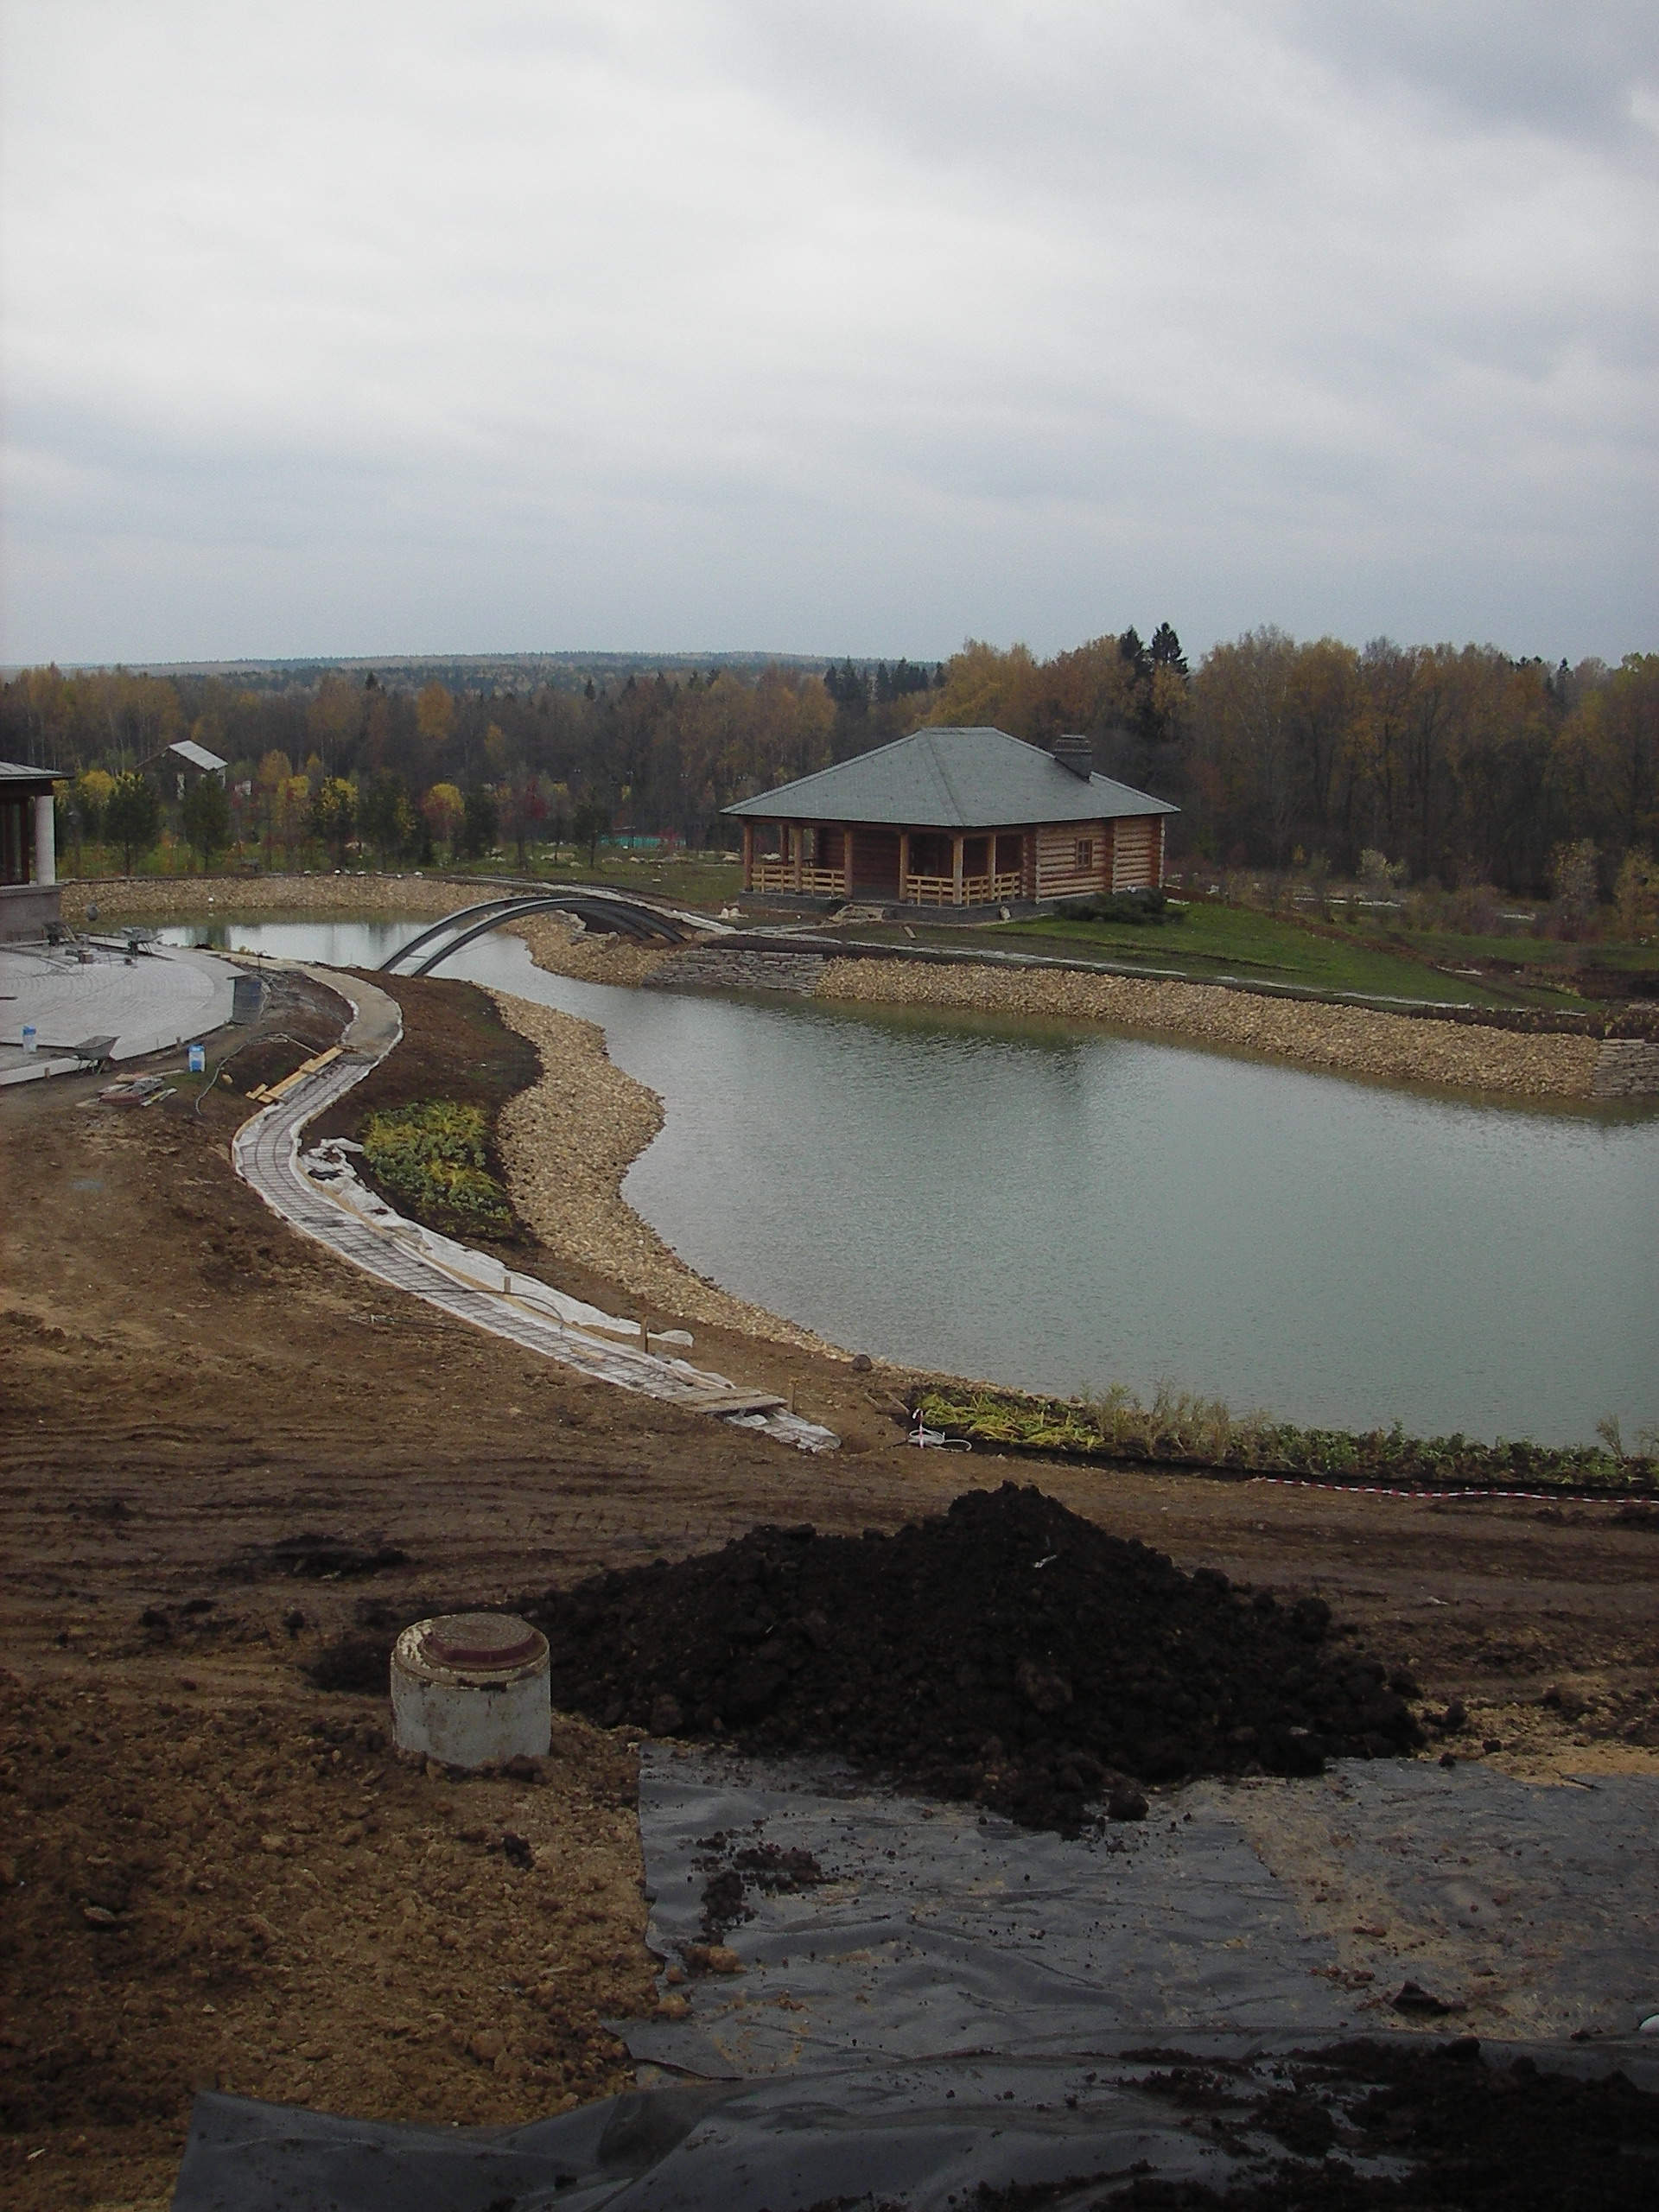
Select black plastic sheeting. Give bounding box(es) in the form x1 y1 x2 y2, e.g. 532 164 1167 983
169 2037 1659 2211
630 1750 1659 2071
168 1753 1659 2209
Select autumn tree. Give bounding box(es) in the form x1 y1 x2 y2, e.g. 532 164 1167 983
416 683 454 776
311 776 358 865
4 638 1649 899
499 776 547 869
358 770 414 863
422 781 464 856
458 785 500 861
276 774 314 866
569 798 610 867
306 676 361 773
71 768 115 857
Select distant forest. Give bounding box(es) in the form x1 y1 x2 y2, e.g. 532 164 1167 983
2 628 1653 896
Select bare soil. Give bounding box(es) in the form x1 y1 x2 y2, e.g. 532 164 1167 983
2 969 1656 2209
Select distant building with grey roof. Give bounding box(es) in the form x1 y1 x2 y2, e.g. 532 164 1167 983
723 726 1177 907
139 738 228 798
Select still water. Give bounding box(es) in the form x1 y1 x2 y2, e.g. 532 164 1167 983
166 918 1659 1446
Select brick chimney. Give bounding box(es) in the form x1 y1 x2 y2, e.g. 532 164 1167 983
1051 734 1094 780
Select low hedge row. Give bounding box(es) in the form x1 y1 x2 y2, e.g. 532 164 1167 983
912 1383 1657 1497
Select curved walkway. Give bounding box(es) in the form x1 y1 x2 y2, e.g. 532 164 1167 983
231 965 837 1452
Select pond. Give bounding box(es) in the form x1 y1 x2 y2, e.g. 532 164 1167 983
164 918 1659 1448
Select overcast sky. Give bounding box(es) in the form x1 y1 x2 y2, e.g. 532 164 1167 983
2 1 1655 667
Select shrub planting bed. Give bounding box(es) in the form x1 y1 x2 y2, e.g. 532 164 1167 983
529 1484 1426 1834
360 1098 513 1235
913 1385 1659 1499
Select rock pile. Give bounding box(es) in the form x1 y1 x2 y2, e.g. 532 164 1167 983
531 1484 1425 1833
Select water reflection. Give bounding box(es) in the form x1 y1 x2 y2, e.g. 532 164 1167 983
162 918 1659 1445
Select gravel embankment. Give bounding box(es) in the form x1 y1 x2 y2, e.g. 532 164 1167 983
487 989 836 1352
817 957 1601 1099
506 912 672 987
60 872 464 921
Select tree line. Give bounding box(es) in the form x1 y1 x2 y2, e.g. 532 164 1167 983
2 631 1653 896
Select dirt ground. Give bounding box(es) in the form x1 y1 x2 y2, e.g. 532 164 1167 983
2 969 1656 2210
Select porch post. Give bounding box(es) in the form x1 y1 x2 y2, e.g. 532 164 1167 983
951 832 964 906
33 791 55 887
842 825 854 897
791 822 804 892
741 821 753 891
897 829 910 903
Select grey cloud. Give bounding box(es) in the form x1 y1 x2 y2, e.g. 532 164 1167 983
1263 0 1659 140
0 0 1653 664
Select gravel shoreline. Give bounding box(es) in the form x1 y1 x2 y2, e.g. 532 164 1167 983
506 911 673 988
817 956 1600 1098
59 871 465 921
487 989 837 1355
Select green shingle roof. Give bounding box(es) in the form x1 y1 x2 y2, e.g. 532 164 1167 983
723 727 1178 830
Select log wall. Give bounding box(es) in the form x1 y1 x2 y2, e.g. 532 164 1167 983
1033 821 1109 900
1110 815 1159 891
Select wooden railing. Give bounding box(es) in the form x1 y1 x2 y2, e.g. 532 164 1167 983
753 859 847 895
902 870 1024 906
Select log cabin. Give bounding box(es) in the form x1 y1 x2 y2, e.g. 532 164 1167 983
724 726 1178 908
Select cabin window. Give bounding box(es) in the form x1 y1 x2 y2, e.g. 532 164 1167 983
1075 838 1094 872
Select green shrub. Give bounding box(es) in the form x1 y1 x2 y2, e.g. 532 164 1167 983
1057 890 1180 925
912 1383 1655 1497
361 1100 512 1233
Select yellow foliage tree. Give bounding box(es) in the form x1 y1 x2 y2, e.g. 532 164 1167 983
416 683 454 747
422 781 464 854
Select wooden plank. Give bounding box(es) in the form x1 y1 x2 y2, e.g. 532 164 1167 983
253 1045 344 1107
677 1387 790 1414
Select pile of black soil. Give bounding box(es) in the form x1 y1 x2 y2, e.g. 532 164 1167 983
530 1484 1424 1832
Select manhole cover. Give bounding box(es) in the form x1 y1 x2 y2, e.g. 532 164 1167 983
421 1613 544 1670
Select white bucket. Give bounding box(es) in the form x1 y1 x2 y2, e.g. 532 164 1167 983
390 1611 551 1769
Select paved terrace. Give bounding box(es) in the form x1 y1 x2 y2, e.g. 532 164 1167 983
0 938 238 1084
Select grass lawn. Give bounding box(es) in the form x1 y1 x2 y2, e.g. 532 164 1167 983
445 852 747 909
870 903 1541 1007
1385 925 1657 978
